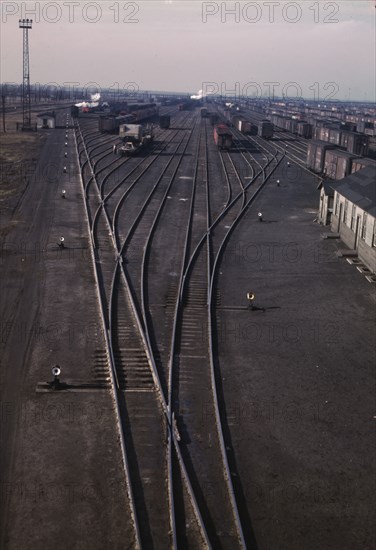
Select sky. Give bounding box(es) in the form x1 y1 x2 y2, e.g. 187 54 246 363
0 0 375 101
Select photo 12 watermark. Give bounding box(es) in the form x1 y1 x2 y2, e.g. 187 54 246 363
200 81 340 102
201 2 340 24
1 2 140 24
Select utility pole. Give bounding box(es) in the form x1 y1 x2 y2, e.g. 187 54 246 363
2 92 6 133
19 18 33 131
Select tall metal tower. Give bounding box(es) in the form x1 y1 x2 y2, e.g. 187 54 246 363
19 19 32 130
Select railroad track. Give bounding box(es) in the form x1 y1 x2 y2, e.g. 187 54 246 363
74 108 283 548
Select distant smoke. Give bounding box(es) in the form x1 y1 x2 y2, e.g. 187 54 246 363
75 93 101 108
190 89 213 100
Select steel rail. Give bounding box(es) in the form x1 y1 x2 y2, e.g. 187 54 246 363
137 118 213 547
74 119 142 549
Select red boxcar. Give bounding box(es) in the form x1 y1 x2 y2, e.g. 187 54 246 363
214 124 232 149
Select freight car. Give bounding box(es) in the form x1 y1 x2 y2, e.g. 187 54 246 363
99 114 134 133
129 103 158 123
214 124 233 150
70 105 79 118
340 131 369 156
312 126 369 156
210 113 219 125
323 149 359 180
296 121 312 139
238 118 254 134
201 107 208 118
350 158 376 174
159 114 171 129
178 101 193 111
271 114 313 139
306 140 338 173
258 120 274 139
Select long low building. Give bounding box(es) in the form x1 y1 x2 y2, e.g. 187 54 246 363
329 166 376 272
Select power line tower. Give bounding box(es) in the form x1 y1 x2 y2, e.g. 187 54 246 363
19 18 32 131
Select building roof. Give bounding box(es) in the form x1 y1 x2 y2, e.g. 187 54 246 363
334 166 376 216
317 179 341 196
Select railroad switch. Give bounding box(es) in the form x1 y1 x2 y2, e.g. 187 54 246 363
247 292 255 309
48 366 67 391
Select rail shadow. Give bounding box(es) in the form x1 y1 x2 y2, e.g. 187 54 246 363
117 391 155 549
211 306 260 549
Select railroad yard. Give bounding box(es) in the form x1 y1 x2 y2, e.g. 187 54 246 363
1 103 375 550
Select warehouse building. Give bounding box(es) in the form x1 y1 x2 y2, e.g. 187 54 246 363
330 166 376 273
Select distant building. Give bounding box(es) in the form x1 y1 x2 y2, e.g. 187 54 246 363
330 166 376 273
36 112 56 129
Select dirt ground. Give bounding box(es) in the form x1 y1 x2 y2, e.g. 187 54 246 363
0 103 70 234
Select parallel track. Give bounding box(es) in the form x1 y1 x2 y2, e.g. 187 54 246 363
74 108 283 548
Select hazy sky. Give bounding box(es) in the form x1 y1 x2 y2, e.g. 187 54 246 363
1 1 375 101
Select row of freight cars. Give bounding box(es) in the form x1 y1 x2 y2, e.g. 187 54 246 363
222 108 274 139
269 114 313 138
199 108 221 126
99 103 158 132
312 126 369 156
269 112 370 156
212 121 273 148
306 140 376 180
213 118 274 150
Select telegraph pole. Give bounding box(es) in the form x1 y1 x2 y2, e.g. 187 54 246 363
19 18 32 131
2 92 5 133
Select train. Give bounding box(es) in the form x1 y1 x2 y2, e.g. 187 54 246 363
270 114 313 138
99 114 133 133
70 105 79 118
159 114 171 129
258 120 274 139
313 126 369 156
231 115 257 135
178 100 194 111
210 113 219 126
99 103 158 133
305 139 371 179
270 113 371 151
214 124 232 150
118 124 154 156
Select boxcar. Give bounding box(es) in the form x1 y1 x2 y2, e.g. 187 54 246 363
258 120 274 139
210 113 219 125
70 105 79 118
214 124 233 150
159 114 171 129
237 118 252 134
306 140 338 173
296 122 312 139
324 149 358 180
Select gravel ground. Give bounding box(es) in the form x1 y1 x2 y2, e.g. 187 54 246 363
1 109 136 550
215 154 375 549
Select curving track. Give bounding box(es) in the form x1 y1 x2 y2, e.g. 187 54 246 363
74 108 283 549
